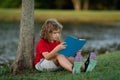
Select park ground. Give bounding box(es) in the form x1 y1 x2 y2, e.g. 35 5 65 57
0 50 120 80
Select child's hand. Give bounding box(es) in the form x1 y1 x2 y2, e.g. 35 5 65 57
56 42 66 51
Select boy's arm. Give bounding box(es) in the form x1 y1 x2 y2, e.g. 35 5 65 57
42 42 66 60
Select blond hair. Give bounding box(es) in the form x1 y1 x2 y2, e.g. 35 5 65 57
40 18 63 42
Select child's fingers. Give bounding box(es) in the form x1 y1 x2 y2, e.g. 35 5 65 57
61 42 66 45
60 42 67 49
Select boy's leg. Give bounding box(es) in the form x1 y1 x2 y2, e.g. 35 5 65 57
67 57 74 63
72 52 84 74
56 54 84 74
56 54 73 71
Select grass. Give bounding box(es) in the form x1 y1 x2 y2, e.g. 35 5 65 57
0 51 120 80
0 8 120 23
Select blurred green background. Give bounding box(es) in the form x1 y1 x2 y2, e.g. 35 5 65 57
0 0 120 23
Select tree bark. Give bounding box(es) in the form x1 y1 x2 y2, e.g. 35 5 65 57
72 0 81 11
11 0 34 75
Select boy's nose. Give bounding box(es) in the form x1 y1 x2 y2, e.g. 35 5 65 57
56 33 59 37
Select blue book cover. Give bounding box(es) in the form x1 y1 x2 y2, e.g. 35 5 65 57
58 36 86 56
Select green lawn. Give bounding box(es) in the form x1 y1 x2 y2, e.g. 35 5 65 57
0 8 120 23
0 51 120 80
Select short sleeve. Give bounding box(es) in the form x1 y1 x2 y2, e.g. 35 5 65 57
36 40 48 54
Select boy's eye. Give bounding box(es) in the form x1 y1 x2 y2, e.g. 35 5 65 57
53 32 59 34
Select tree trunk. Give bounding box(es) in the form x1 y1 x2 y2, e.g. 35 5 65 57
11 0 34 75
83 0 89 10
72 0 81 11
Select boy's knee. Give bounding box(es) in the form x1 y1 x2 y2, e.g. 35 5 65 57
56 54 65 59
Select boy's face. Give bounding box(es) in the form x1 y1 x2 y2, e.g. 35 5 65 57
50 29 60 42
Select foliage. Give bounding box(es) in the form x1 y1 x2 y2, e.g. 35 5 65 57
0 0 120 10
0 51 120 80
0 64 10 76
0 0 21 8
89 0 120 10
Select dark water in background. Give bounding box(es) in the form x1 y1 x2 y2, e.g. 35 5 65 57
0 22 120 64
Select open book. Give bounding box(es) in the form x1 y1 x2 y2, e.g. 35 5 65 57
58 36 86 56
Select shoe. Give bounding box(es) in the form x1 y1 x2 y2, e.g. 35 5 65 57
72 52 83 74
84 52 97 72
